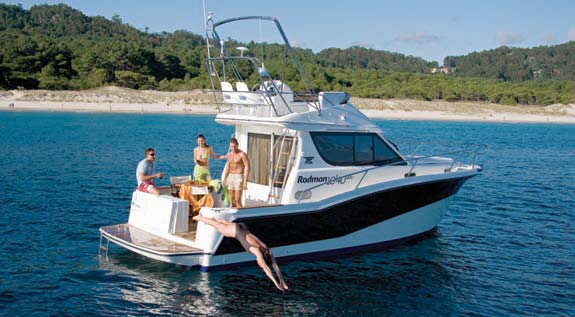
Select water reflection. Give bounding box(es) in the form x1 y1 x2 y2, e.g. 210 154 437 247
97 232 456 315
98 252 321 315
99 253 215 315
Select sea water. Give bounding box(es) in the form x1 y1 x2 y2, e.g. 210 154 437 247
0 112 573 316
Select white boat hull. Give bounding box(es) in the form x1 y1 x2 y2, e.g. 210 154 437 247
101 195 452 270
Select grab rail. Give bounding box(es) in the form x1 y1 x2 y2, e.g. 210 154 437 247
206 54 321 116
296 144 487 203
405 144 487 176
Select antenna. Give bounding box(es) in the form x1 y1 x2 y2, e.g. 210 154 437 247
203 0 215 74
259 19 264 65
236 46 249 57
202 1 209 56
203 2 215 78
202 0 207 28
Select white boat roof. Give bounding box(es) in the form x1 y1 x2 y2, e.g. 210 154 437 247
215 102 381 132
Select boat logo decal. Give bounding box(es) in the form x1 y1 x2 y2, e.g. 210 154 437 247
297 174 353 185
303 156 314 164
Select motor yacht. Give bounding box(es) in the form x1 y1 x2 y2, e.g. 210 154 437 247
99 15 484 270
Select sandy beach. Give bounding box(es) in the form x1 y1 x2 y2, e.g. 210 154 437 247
1 87 574 124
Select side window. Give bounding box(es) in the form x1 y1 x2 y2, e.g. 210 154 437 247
374 136 400 163
312 133 353 165
311 132 403 166
354 135 373 163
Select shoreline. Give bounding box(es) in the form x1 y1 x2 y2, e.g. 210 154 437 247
360 109 575 124
3 102 574 124
1 88 574 124
0 100 219 115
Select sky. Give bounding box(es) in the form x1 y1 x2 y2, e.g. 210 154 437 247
4 0 575 64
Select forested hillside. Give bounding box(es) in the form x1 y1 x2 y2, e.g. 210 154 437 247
0 3 207 90
444 43 575 81
317 47 437 73
1 4 574 105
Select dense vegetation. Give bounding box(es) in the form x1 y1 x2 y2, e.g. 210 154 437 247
1 4 574 105
445 43 575 81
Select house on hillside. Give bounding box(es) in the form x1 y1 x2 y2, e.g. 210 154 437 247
430 66 454 74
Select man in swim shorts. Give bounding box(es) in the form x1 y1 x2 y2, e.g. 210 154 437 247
222 138 250 207
193 215 288 291
136 148 164 195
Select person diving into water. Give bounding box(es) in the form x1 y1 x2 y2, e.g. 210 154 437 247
193 215 288 291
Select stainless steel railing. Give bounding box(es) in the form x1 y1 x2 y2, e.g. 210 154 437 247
295 144 487 203
214 97 317 118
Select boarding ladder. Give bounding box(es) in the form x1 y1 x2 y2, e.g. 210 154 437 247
267 133 298 203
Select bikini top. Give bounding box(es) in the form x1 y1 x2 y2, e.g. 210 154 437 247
197 148 209 160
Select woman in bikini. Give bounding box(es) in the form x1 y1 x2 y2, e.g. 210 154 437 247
193 134 224 182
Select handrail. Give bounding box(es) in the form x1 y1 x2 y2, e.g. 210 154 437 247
209 88 317 118
207 144 486 206
209 88 318 99
207 56 278 115
207 56 303 116
296 144 487 203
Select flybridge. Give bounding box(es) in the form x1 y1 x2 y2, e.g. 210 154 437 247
204 15 321 117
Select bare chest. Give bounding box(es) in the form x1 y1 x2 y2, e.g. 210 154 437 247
228 153 243 165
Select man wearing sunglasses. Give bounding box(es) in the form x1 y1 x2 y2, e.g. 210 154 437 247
136 148 164 195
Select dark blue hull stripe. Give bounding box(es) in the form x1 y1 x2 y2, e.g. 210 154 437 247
215 176 471 255
201 227 437 272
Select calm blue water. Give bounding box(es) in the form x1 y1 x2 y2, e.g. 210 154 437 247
1 111 574 316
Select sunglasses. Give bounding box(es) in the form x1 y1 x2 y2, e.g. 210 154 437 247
149 153 156 156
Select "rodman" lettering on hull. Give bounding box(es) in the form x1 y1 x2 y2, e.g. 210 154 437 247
297 174 353 185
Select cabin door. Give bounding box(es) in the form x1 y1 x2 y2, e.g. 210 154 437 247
247 133 271 185
246 133 295 188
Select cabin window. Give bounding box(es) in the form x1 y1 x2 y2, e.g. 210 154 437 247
310 132 403 166
373 135 400 163
310 133 353 165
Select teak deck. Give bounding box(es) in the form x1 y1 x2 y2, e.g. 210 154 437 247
100 223 202 254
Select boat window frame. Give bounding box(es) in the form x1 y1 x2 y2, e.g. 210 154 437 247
310 131 405 166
